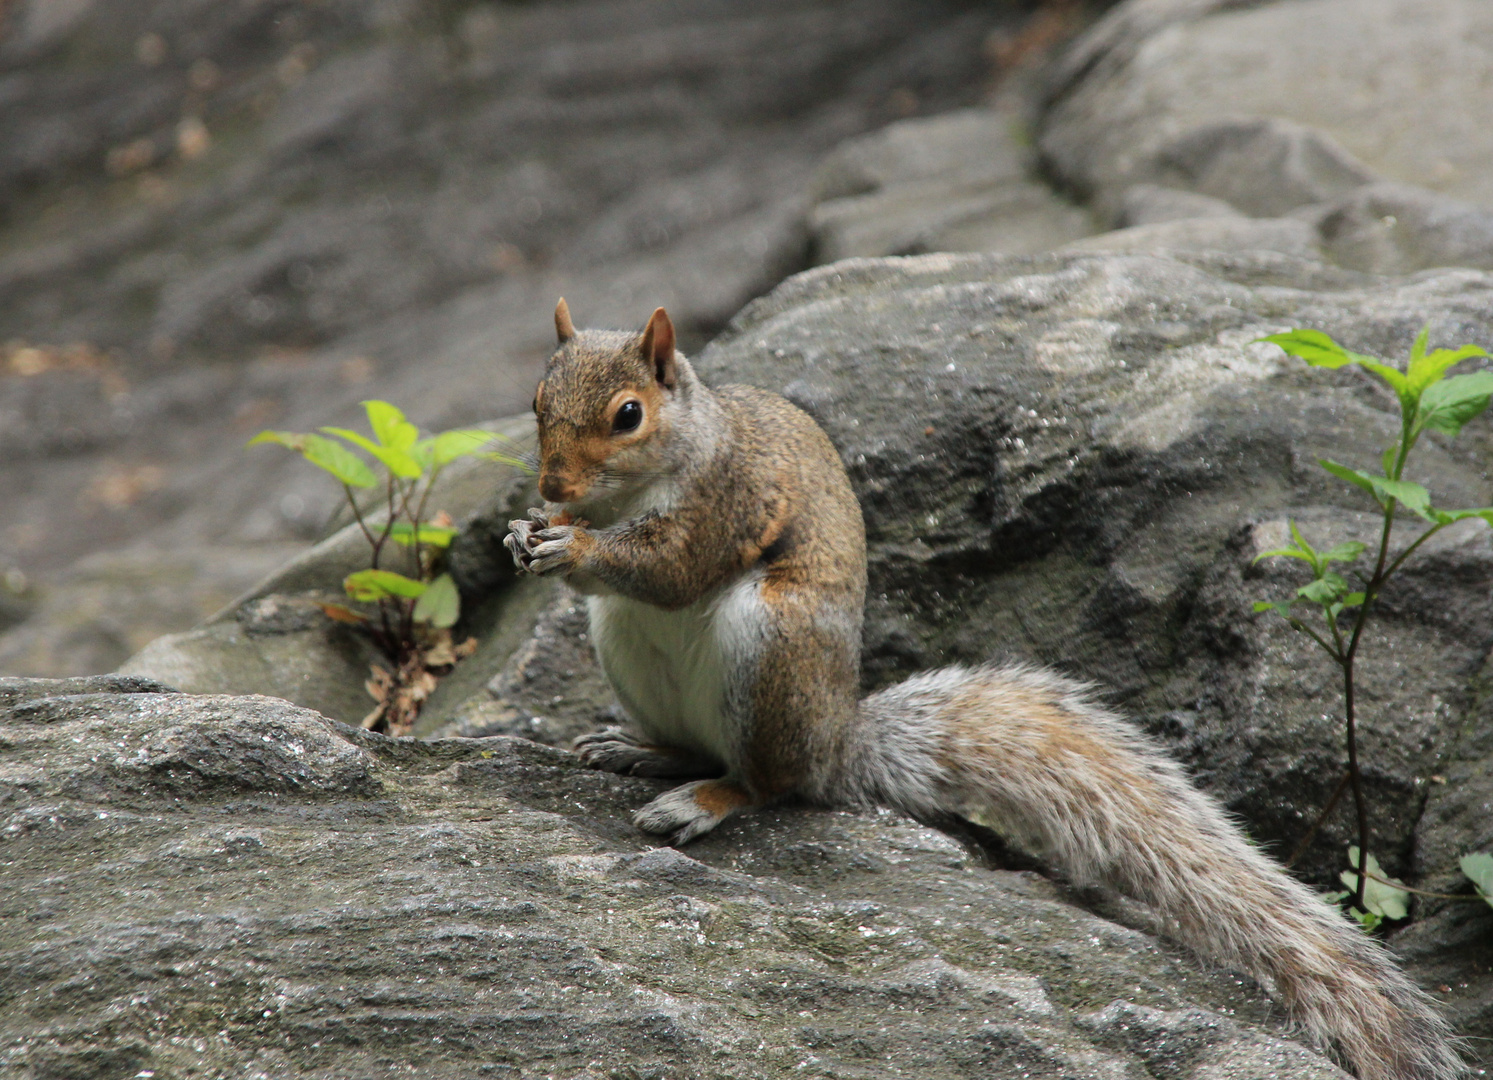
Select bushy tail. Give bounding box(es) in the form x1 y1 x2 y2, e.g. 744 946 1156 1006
835 663 1462 1080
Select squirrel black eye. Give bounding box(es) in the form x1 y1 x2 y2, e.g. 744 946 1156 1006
613 400 643 433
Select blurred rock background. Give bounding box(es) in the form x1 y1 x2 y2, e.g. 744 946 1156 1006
0 0 1059 675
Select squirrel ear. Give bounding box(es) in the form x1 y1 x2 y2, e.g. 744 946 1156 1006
640 307 677 389
554 298 576 343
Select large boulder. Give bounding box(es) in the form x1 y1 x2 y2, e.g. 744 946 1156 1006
1039 0 1493 275
806 109 1094 264
0 675 1350 1078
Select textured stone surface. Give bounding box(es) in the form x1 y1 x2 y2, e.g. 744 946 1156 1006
1042 0 1493 206
1039 0 1493 275
121 250 1493 1047
806 109 1094 264
0 679 1348 1079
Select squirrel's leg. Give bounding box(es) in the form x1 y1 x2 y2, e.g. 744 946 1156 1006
632 580 859 846
573 727 719 779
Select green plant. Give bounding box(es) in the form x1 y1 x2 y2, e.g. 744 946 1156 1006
249 400 525 731
1255 327 1493 916
1327 847 1410 931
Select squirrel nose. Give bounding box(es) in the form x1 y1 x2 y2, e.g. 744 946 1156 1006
539 473 578 503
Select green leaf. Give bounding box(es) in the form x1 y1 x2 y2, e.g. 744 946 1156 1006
387 521 458 548
1431 507 1493 528
1371 477 1433 519
1252 546 1315 566
412 572 460 628
247 430 377 488
1355 358 1410 400
1256 329 1357 368
1409 344 1488 392
1323 458 1432 517
1341 847 1410 922
431 429 497 467
321 427 422 479
1460 853 1493 910
1320 541 1366 566
1381 445 1397 478
1251 519 1323 572
1341 591 1366 607
1408 323 1430 370
1253 599 1298 616
1288 520 1319 565
364 400 419 452
1298 573 1348 605
1319 459 1379 498
344 569 428 602
1417 371 1493 437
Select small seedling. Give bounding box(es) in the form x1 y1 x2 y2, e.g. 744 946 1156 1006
250 400 525 732
1326 847 1411 931
1256 326 1493 916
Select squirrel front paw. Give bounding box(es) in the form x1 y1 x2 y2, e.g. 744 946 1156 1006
503 507 548 571
504 507 591 577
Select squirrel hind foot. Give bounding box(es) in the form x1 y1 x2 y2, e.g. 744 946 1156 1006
633 779 752 845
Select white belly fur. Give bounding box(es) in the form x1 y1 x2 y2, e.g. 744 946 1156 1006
587 570 769 768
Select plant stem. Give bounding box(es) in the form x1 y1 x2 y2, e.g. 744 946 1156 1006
1336 478 1402 912
1288 617 1342 660
1382 522 1445 581
1357 870 1478 902
344 483 378 549
1342 649 1371 911
369 475 397 571
395 477 424 577
1286 769 1351 868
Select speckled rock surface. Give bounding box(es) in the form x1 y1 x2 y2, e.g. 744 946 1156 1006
0 678 1349 1079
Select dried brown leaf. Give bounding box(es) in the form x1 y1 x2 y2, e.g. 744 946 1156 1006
317 602 369 625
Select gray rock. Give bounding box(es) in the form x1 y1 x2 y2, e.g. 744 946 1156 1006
0 543 300 678
1116 184 1245 228
1312 182 1493 276
1039 0 1493 278
1064 215 1321 260
688 249 1493 899
807 109 1094 264
119 248 1493 1054
1042 0 1493 210
0 681 1349 1077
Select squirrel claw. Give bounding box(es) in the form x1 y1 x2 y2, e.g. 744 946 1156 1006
503 519 537 571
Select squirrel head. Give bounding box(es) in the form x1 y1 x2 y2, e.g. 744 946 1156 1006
532 299 683 505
